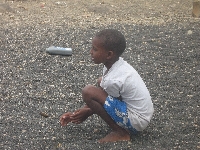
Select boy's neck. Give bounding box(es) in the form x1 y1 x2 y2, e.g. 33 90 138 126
104 57 119 70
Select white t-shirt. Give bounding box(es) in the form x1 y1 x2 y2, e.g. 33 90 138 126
100 57 154 131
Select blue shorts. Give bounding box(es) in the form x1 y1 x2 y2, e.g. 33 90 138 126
103 95 138 134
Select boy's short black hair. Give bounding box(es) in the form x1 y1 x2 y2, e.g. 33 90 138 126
95 29 126 56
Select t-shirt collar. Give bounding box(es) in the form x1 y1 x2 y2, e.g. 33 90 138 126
104 57 123 75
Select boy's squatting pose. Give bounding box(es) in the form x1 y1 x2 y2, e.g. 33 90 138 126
60 29 154 143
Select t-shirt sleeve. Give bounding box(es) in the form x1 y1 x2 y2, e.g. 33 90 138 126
101 79 123 98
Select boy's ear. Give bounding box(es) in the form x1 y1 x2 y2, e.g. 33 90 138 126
107 51 114 59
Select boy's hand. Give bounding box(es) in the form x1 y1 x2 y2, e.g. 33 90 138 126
60 108 93 126
60 112 73 126
70 108 93 124
97 77 102 87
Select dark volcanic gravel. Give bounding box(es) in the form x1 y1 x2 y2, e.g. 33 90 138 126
0 0 200 150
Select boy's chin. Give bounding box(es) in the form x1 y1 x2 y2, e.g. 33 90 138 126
91 59 99 64
93 62 100 64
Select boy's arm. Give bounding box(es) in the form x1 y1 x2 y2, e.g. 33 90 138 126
97 77 102 86
97 77 103 89
82 105 94 115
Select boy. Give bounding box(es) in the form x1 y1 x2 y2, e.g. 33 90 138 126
60 29 154 143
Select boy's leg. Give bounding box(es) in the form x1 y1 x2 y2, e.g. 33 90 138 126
82 84 130 143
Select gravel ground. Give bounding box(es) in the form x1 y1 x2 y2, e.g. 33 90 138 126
0 0 200 149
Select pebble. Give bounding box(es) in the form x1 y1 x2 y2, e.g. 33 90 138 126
187 30 193 35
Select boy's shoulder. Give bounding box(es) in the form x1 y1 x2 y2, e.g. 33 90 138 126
115 57 136 73
106 57 138 80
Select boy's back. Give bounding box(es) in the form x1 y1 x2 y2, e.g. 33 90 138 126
100 57 154 131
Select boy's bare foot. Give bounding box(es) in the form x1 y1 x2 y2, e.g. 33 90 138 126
98 130 130 143
60 112 73 126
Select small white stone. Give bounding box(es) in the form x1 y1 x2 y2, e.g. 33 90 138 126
187 30 193 35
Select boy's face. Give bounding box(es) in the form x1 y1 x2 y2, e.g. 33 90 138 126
90 37 109 64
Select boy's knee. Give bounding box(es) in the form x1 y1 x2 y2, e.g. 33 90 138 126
82 85 95 99
82 84 108 105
